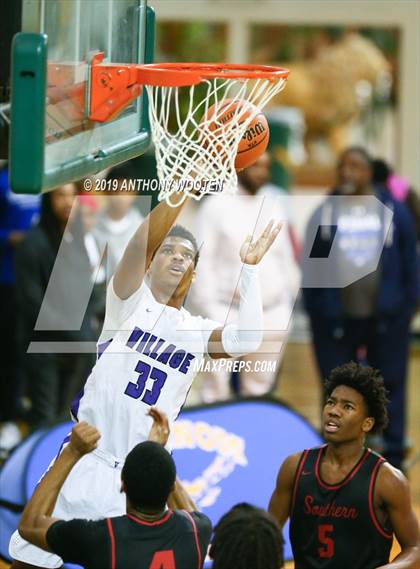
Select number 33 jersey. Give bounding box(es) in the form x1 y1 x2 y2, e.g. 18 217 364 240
72 278 220 460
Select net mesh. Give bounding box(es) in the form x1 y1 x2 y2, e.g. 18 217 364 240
145 74 287 207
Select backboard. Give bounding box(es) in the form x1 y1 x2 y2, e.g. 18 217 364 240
10 0 154 194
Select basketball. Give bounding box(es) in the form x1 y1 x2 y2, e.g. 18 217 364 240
203 99 270 170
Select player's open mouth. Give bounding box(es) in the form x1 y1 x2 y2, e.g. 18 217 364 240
324 421 340 433
168 265 184 275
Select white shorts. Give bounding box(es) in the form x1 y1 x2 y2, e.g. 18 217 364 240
9 447 125 568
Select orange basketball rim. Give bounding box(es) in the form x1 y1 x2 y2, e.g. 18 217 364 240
89 57 290 206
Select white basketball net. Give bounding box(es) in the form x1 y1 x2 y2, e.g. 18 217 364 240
145 75 287 207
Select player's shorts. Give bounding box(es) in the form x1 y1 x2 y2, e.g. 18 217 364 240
9 445 125 568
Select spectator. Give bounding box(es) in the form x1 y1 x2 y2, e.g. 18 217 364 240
372 159 420 308
372 159 420 240
16 408 212 569
190 153 299 402
210 502 284 569
302 147 418 469
0 165 40 453
92 166 143 278
15 184 94 429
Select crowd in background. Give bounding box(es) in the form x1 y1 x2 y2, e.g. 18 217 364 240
0 147 419 472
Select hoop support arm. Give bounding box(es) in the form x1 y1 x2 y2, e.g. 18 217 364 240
89 52 143 122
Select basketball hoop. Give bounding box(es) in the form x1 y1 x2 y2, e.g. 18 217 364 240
137 63 290 207
88 58 290 206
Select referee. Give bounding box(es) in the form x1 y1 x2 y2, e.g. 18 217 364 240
16 408 211 569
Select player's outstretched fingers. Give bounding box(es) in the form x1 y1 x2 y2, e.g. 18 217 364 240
148 407 169 425
256 220 282 252
148 407 170 446
266 222 282 250
241 220 283 264
261 219 275 239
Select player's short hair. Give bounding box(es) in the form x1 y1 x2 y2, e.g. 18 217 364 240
324 362 389 434
210 503 284 569
166 225 200 266
121 441 176 511
338 146 373 169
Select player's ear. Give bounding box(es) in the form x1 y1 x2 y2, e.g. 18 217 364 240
191 270 196 283
362 416 375 434
120 480 126 494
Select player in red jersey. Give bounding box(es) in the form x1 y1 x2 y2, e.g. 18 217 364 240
17 408 211 569
269 362 420 569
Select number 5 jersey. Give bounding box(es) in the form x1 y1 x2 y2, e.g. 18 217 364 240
289 445 393 569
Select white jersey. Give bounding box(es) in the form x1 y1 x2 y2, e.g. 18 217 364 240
72 278 220 460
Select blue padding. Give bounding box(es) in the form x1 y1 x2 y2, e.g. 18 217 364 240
172 400 321 561
0 399 322 565
0 430 46 561
0 430 45 504
25 423 72 498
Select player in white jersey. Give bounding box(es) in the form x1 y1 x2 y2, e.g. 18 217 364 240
10 190 281 568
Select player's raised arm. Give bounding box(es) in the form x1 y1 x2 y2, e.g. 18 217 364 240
18 423 100 551
208 220 282 359
147 407 171 446
147 407 198 512
375 464 420 569
113 191 189 300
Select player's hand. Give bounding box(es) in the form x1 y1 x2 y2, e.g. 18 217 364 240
148 407 170 446
68 422 101 458
239 220 282 265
